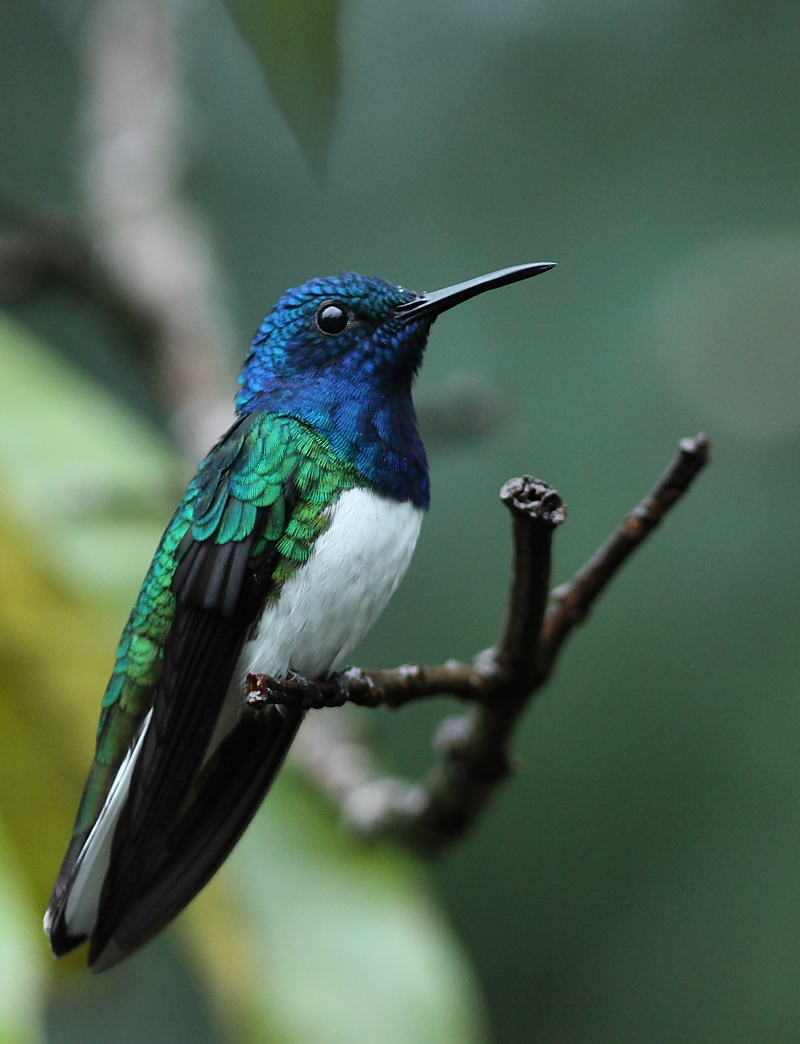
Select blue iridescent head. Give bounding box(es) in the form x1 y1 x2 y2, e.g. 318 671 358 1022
238 272 422 404
236 263 555 507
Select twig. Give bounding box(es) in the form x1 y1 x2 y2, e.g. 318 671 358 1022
495 477 567 685
247 434 711 852
541 434 710 662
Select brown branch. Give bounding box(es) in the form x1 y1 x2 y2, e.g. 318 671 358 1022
495 477 566 685
0 204 157 351
247 433 711 852
540 433 711 664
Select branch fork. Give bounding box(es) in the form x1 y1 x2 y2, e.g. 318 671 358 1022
247 434 711 853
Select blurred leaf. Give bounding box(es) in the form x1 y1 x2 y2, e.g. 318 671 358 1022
0 816 45 1044
0 311 181 988
186 769 487 1044
0 493 125 1031
0 499 112 914
222 0 341 174
0 311 175 600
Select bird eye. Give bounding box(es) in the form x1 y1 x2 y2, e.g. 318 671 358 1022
315 302 349 335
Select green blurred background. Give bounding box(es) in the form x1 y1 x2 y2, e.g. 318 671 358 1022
1 0 799 1041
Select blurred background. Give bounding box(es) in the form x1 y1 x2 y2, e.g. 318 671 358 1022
1 0 799 1041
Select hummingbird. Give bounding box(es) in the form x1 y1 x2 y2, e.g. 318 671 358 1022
45 261 555 972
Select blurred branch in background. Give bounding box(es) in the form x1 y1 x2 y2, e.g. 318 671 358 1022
0 196 167 427
247 436 711 850
0 0 237 462
0 197 154 349
81 0 236 461
416 371 507 449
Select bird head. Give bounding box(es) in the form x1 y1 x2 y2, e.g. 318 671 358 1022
236 263 555 413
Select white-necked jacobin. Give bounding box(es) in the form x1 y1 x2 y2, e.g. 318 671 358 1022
45 261 555 972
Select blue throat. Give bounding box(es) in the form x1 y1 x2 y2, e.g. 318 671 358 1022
235 273 433 508
236 370 429 507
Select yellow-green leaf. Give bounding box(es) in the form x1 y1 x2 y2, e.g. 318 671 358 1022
0 816 46 1044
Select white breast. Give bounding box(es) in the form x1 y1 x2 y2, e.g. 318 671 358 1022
240 487 423 681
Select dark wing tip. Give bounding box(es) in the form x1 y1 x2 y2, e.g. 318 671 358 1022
88 937 127 974
86 704 303 973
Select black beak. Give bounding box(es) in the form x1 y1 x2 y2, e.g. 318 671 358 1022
395 262 556 323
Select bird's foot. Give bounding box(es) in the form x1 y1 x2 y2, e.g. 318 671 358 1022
245 670 351 711
323 669 350 708
286 670 328 710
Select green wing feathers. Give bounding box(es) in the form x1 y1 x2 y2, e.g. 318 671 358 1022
69 413 360 843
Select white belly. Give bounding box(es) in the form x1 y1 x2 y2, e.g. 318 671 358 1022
240 487 423 681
